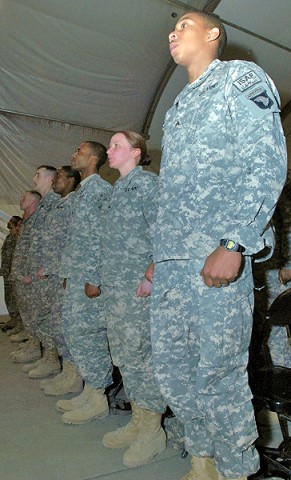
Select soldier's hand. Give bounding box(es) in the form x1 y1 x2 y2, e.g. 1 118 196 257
136 278 152 297
22 275 32 285
200 246 242 288
36 265 46 280
145 262 154 283
85 283 101 298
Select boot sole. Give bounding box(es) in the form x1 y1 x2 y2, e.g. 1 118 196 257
103 437 138 449
62 409 109 425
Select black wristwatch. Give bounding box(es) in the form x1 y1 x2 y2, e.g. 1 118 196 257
220 239 245 253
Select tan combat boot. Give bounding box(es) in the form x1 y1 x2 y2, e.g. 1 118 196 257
43 360 83 396
39 367 65 390
10 330 31 343
40 359 77 390
56 383 92 412
123 409 166 467
11 337 41 363
22 357 44 373
103 401 141 449
61 387 109 424
181 456 218 480
28 348 61 378
6 320 22 336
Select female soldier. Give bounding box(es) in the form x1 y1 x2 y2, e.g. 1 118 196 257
102 131 166 468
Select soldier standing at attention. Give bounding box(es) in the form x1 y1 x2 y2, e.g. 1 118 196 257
24 166 81 383
52 142 112 424
102 131 167 468
12 166 59 364
0 216 23 333
9 191 41 357
149 11 287 480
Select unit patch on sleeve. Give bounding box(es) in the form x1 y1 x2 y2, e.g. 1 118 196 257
233 70 261 92
248 89 274 109
237 84 279 118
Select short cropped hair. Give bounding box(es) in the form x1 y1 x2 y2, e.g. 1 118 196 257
85 141 108 171
60 166 81 190
26 190 42 202
36 165 57 177
10 215 22 226
196 11 227 57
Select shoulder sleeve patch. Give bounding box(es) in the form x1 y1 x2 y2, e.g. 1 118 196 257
233 70 261 92
237 84 280 118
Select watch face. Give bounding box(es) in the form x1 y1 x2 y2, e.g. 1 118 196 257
220 239 244 253
225 240 237 251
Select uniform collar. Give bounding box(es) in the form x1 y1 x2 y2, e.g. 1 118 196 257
174 59 221 103
115 166 142 186
79 173 99 188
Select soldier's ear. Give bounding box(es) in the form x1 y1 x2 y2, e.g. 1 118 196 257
208 27 220 43
89 154 98 166
132 148 141 160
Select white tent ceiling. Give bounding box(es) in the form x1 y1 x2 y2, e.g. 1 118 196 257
0 0 290 231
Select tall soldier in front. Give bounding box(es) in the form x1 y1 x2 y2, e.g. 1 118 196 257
150 11 287 480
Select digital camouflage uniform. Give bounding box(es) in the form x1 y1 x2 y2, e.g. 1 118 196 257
151 59 287 477
59 174 112 389
23 191 60 337
102 166 166 413
253 171 291 368
11 214 37 331
36 192 76 358
0 233 21 325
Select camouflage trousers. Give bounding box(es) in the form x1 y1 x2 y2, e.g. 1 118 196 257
33 275 71 358
151 258 259 478
16 277 55 340
3 278 21 325
61 278 112 388
103 286 166 413
254 266 291 368
15 279 35 335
